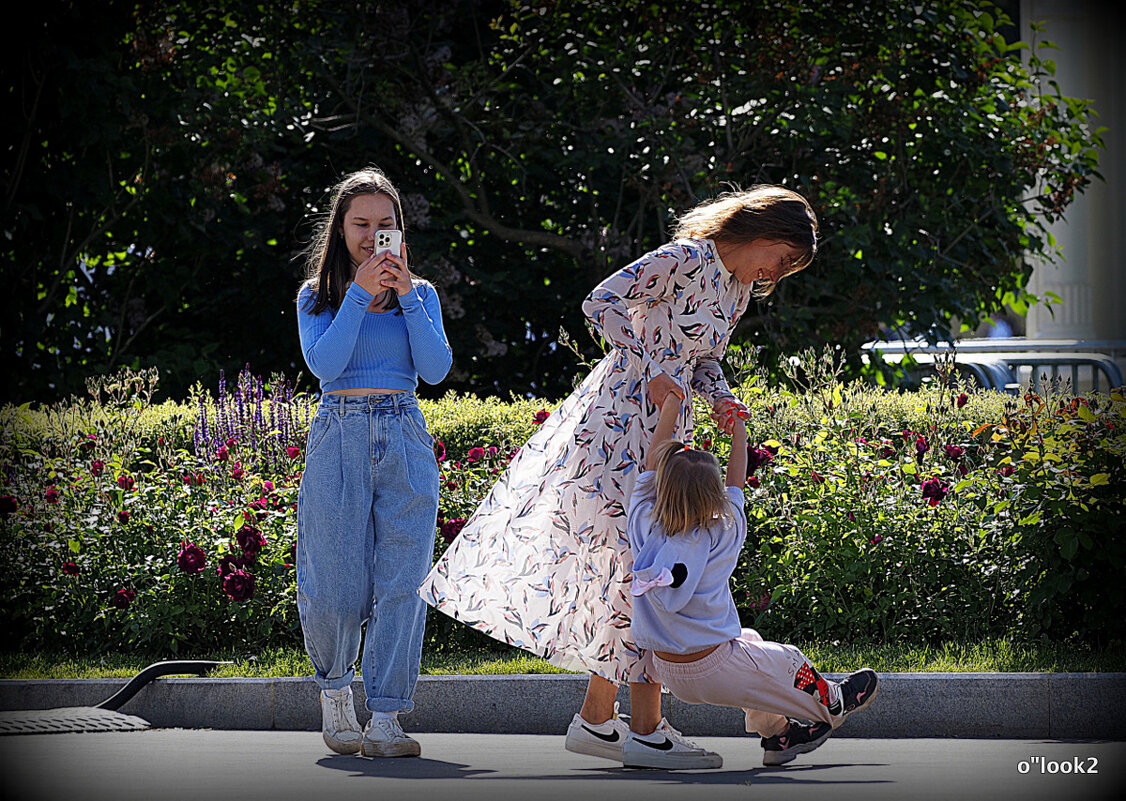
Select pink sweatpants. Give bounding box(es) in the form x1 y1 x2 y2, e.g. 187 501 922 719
651 629 840 738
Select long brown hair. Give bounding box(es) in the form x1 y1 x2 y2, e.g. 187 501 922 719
673 185 818 297
649 440 731 536
300 167 406 315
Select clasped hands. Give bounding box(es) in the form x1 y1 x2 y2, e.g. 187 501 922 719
646 372 748 435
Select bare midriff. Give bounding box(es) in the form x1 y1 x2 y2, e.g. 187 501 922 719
326 388 407 396
653 643 721 663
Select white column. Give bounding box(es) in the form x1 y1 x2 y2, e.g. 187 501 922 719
1022 0 1125 341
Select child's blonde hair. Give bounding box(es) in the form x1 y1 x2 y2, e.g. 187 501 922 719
649 439 730 536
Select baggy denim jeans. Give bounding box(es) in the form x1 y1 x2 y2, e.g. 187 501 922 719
296 392 439 713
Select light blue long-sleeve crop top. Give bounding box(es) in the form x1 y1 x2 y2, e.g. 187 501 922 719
297 279 452 393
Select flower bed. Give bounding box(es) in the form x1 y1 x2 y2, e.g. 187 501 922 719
1 364 1122 657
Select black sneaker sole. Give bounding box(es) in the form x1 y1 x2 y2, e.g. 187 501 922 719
762 727 833 766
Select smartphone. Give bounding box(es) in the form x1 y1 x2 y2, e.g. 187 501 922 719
374 229 403 258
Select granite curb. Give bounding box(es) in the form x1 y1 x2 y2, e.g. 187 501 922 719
2 673 1124 739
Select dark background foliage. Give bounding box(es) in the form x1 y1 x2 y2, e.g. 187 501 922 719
3 0 1101 403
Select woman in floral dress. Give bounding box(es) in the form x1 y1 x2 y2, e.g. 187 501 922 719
420 186 818 765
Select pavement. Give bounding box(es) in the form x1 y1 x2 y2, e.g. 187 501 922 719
2 730 1124 801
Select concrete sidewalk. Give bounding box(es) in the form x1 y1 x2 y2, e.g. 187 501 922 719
2 731 1124 801
3 672 1125 738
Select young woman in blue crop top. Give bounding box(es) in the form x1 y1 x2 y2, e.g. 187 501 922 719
295 167 451 759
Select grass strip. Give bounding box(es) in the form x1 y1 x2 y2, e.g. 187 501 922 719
2 637 1123 680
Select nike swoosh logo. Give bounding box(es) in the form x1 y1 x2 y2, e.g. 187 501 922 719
633 737 674 751
580 725 620 743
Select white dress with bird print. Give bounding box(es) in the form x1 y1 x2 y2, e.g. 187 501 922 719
419 237 752 683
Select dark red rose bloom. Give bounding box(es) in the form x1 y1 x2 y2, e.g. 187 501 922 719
441 517 467 543
997 464 1015 477
286 445 302 459
216 554 240 577
533 409 550 424
467 447 485 462
81 434 97 451
116 474 135 491
177 542 207 574
746 446 774 475
225 437 238 449
230 463 244 481
45 486 60 503
433 440 447 462
915 435 929 456
956 393 969 408
902 429 916 442
0 495 17 516
943 444 966 461
117 510 131 524
698 435 713 451
958 463 969 476
63 560 79 576
236 524 266 557
222 570 255 602
111 588 136 610
746 475 761 489
921 477 950 507
216 445 229 462
870 534 884 545
487 446 499 457
90 459 105 477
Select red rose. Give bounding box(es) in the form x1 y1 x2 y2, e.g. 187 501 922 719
943 444 965 461
956 393 969 408
81 435 97 451
216 445 229 462
117 510 131 524
467 447 485 462
236 524 266 557
533 409 550 424
746 446 774 475
222 570 255 602
286 446 301 459
441 517 467 543
63 561 79 576
433 440 447 462
921 477 950 507
111 588 136 610
870 534 884 545
997 464 1015 477
45 486 60 503
177 542 207 574
230 463 244 481
91 459 105 477
216 554 240 577
116 475 135 491
746 475 761 489
0 495 17 516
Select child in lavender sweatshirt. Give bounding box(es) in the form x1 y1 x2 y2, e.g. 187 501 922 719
625 392 879 768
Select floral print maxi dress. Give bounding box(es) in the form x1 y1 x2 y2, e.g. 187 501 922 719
419 237 752 684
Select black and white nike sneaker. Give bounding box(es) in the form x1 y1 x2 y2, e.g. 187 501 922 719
621 718 723 770
564 711 630 761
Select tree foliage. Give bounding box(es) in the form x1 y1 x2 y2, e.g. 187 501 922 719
4 0 1103 403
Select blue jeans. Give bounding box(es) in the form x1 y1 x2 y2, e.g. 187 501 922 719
296 392 439 713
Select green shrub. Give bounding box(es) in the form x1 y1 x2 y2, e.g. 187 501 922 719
1 362 1122 658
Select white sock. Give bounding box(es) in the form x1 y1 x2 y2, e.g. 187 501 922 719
369 710 397 722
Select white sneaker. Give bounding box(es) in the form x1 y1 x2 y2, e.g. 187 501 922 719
622 718 723 770
320 687 362 755
361 715 421 758
564 705 631 761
